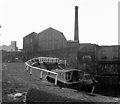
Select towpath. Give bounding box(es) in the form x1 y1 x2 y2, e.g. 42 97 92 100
2 62 120 103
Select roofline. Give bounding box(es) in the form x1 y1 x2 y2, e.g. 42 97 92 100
38 27 67 41
99 45 120 47
23 32 37 39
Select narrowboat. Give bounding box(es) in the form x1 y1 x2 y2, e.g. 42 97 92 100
46 68 98 92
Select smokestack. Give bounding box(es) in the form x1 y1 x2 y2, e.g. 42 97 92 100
118 2 120 59
74 6 79 43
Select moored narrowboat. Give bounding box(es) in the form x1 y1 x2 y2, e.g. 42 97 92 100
46 68 98 92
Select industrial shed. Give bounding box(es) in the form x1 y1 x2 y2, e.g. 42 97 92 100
37 27 67 51
23 32 38 53
23 27 67 53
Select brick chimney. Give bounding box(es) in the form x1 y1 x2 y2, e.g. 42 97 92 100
74 6 79 43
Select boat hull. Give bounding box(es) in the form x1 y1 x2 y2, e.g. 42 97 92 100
46 76 94 92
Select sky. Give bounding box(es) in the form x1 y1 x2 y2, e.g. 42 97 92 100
0 0 119 49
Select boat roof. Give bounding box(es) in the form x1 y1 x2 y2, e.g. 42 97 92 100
52 69 81 73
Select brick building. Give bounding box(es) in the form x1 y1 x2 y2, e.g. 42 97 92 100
37 27 67 51
23 28 67 53
23 32 38 53
1 41 18 52
96 45 120 74
97 45 120 61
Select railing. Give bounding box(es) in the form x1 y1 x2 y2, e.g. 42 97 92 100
25 57 65 86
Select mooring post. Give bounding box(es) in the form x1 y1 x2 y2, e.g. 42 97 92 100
40 71 43 79
55 74 58 86
30 67 32 75
90 86 95 94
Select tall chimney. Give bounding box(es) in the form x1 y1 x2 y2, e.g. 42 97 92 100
118 2 120 59
74 6 79 43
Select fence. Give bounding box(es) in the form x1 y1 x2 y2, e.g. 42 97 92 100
25 57 64 85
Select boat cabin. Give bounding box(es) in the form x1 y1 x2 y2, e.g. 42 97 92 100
48 69 91 83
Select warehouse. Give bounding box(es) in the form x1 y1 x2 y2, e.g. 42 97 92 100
23 27 67 52
37 27 67 51
23 32 38 53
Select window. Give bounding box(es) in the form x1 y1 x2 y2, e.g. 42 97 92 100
65 72 71 80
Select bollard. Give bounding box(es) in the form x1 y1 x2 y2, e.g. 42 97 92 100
90 86 95 94
55 74 58 86
40 71 43 79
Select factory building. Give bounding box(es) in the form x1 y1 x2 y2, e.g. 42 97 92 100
23 32 38 53
23 5 120 71
37 27 67 51
23 28 67 52
23 6 78 53
67 40 79 47
78 43 98 62
97 45 120 61
96 45 120 74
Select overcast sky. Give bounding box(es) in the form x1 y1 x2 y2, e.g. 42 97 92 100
0 0 119 49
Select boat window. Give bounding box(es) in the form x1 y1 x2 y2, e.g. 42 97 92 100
71 71 79 82
65 72 71 81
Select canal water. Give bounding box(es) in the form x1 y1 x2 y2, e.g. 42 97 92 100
93 75 120 97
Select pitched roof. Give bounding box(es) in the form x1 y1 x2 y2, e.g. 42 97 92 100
38 27 67 40
23 32 37 38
